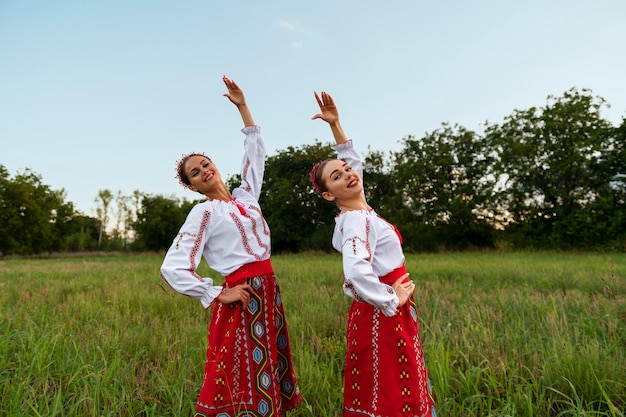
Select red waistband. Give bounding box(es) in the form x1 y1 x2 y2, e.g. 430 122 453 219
225 259 273 283
379 265 408 285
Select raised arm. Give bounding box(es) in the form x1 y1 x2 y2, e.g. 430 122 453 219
312 91 348 145
223 75 255 127
222 76 265 198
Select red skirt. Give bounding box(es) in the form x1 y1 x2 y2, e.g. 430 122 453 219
343 266 435 417
195 259 302 417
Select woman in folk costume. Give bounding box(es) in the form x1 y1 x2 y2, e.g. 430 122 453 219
160 76 302 417
309 91 436 417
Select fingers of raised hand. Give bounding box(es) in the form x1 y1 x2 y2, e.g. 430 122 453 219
314 91 323 107
222 76 240 93
321 92 334 105
314 91 334 107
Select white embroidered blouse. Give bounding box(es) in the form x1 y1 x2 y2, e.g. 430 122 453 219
160 125 270 309
331 141 404 317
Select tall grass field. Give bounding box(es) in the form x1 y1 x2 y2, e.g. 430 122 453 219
1 252 624 416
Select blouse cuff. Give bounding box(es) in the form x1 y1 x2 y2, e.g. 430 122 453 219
201 285 224 309
380 294 400 317
241 125 261 134
332 139 353 151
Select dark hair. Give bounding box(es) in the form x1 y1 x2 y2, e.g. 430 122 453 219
314 160 331 193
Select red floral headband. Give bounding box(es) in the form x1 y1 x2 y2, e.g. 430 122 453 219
309 160 325 194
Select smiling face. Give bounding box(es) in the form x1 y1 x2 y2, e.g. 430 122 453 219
318 159 363 203
183 155 223 195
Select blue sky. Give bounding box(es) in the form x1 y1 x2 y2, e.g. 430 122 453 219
2 0 625 216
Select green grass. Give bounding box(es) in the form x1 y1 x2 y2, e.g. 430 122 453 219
1 252 624 416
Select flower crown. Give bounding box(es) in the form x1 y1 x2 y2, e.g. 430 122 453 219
175 152 207 188
309 160 325 194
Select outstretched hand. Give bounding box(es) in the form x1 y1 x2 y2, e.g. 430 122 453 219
222 75 246 107
391 274 415 307
217 284 255 308
312 91 339 125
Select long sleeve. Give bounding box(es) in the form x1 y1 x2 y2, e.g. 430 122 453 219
338 212 399 317
160 204 223 309
333 140 363 185
239 125 266 200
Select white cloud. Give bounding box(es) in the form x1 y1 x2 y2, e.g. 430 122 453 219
278 20 306 49
279 20 296 31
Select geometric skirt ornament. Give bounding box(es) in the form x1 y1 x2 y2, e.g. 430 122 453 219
195 272 302 417
343 295 436 417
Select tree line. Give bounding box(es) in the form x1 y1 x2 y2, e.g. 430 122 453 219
1 88 624 256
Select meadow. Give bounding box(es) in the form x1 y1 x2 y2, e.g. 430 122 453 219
0 252 624 416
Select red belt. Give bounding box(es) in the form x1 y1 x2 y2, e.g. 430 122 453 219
225 259 273 283
379 265 408 285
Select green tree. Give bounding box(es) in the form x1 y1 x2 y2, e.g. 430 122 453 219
94 189 114 250
363 148 405 224
393 124 497 250
486 88 619 248
0 166 66 255
57 213 100 252
109 190 136 250
577 117 626 250
133 194 196 252
48 197 100 252
52 195 110 253
257 141 339 252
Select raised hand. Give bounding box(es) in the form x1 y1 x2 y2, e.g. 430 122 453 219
222 75 255 127
222 75 246 107
312 91 339 125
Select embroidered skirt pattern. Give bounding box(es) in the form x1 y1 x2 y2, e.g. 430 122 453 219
195 273 302 417
343 296 436 417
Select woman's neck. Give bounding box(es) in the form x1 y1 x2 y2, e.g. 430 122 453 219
205 184 233 202
337 196 370 212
